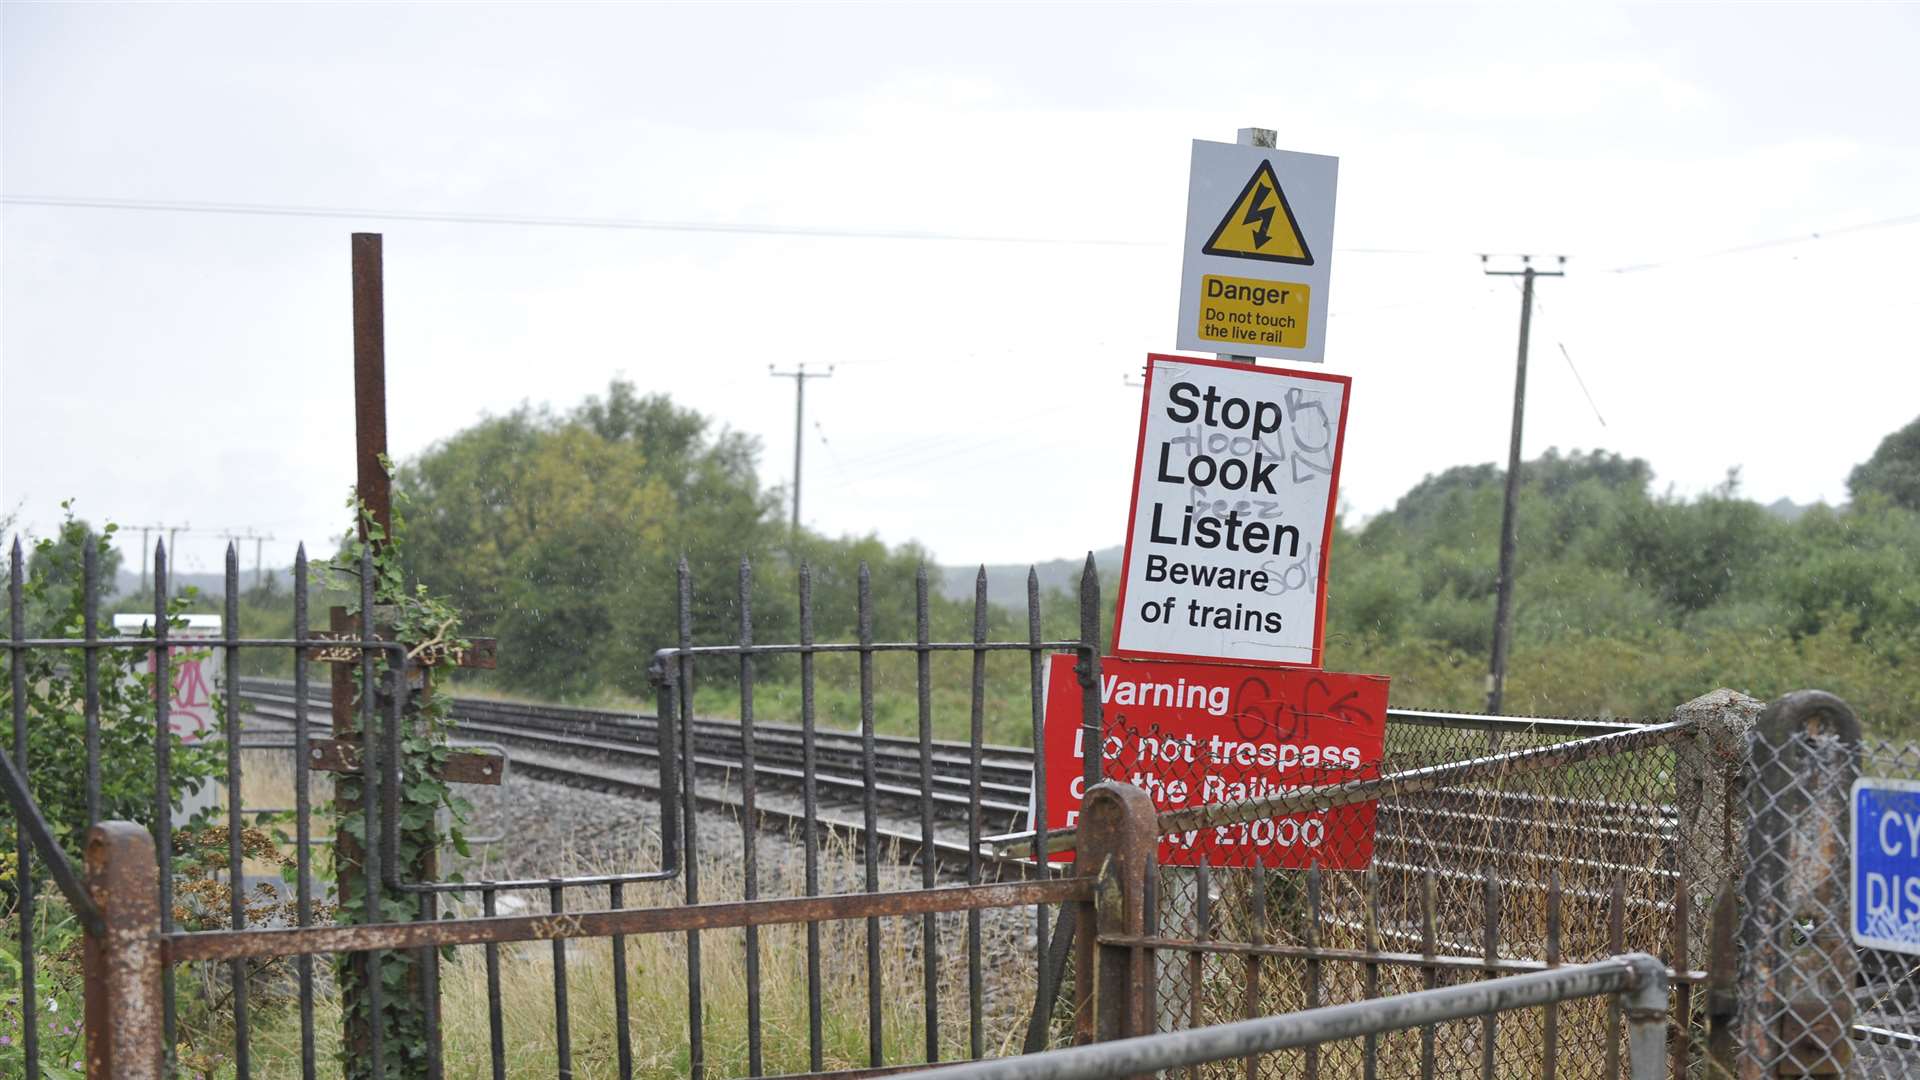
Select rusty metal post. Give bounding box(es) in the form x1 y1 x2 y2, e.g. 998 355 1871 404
1072 782 1159 1050
344 233 396 1073
82 822 164 1080
1738 690 1860 1078
352 231 392 542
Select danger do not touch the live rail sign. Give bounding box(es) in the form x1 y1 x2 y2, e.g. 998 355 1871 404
1113 354 1348 669
1176 140 1338 363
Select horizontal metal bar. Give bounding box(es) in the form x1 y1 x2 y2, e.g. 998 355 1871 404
1101 936 1709 985
165 876 1093 963
896 954 1664 1080
4 635 407 652
1152 718 1692 838
999 717 1696 858
766 1064 968 1080
1851 1023 1920 1049
1384 708 1643 736
653 641 1084 659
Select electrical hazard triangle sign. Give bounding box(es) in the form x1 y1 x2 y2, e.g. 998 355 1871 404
1178 139 1336 361
1201 159 1314 265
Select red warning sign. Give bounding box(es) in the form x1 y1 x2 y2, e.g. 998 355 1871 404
1037 654 1388 869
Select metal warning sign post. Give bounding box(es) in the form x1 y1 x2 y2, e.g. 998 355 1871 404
1176 139 1339 363
1112 354 1348 668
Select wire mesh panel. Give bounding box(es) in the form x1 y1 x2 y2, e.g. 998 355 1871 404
1143 704 1745 1080
1738 700 1920 1079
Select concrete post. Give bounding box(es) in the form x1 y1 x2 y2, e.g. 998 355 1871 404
1738 691 1860 1077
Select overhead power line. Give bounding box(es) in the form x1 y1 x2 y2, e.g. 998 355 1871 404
1604 211 1920 274
1 192 1453 255
1557 343 1606 428
2 193 1154 248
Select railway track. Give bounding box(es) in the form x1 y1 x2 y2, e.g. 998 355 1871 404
236 678 1038 875
235 678 1685 895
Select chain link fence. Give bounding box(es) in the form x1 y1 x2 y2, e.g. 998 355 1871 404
1116 694 1754 1079
1738 692 1920 1078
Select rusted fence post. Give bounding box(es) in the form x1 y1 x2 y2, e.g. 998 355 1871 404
82 821 164 1080
1738 690 1860 1078
1072 781 1159 1050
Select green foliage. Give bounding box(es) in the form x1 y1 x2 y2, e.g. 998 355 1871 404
0 504 223 871
323 495 472 1080
0 904 85 1080
1848 414 1920 510
240 392 1920 740
393 380 776 698
21 510 123 637
2 504 224 1080
389 379 1021 700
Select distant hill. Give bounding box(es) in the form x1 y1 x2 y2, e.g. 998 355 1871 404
1763 497 1821 522
939 545 1123 604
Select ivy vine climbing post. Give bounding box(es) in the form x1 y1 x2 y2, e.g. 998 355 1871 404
302 232 502 1079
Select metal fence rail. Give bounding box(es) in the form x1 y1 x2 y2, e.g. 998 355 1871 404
909 953 1672 1080
78 819 1102 1079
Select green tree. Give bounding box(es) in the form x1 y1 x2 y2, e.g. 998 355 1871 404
1849 415 1920 510
1 509 221 879
394 381 786 698
22 504 123 636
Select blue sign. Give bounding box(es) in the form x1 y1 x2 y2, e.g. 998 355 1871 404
1851 778 1920 954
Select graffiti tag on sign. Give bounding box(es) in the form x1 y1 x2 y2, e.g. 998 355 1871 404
1111 355 1348 669
1036 653 1388 869
146 643 220 744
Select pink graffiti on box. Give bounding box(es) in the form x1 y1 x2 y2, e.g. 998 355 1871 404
113 614 222 744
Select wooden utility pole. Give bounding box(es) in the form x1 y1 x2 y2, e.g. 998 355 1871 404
769 363 833 533
1481 254 1565 715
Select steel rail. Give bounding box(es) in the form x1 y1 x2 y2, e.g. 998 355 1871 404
236 712 1050 883
240 698 1034 823
239 680 1037 791
892 954 1670 1080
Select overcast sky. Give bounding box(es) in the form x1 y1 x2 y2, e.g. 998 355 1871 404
4 2 1918 578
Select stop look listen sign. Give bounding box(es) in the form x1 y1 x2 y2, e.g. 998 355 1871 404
1112 354 1349 669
